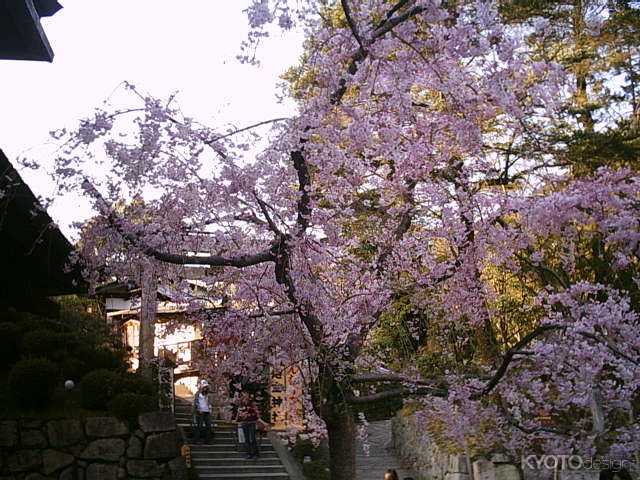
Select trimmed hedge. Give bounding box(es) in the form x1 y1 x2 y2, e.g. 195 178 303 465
302 460 330 480
292 435 330 480
121 372 155 396
21 329 67 360
108 392 156 421
80 346 128 373
59 357 88 382
80 369 157 411
8 358 60 408
80 369 123 410
0 322 20 368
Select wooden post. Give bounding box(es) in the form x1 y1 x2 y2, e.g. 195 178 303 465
590 385 605 434
138 261 157 380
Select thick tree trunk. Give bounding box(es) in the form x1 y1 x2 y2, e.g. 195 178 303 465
325 412 357 480
138 262 157 381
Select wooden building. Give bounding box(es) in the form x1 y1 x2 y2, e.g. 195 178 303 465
0 149 84 314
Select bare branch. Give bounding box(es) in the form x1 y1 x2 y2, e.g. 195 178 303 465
374 0 412 30
247 308 297 319
138 246 275 267
517 254 569 290
373 4 426 38
330 2 426 104
234 211 267 226
253 192 283 235
341 0 366 51
292 149 311 234
206 117 289 143
350 373 438 386
346 385 447 404
83 179 276 268
476 324 566 398
577 331 640 366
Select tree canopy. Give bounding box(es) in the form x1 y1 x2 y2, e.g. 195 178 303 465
42 1 640 478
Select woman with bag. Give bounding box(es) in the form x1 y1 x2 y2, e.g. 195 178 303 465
256 417 270 434
237 392 260 459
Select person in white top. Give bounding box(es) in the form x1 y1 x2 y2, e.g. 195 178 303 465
192 380 214 444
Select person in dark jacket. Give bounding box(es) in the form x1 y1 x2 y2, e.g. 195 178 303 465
228 374 243 420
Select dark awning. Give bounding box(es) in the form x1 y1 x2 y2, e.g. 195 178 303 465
0 0 63 62
0 149 86 308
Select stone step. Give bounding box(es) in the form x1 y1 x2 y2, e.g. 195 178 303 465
179 428 238 435
194 465 288 475
178 424 235 430
175 404 224 410
179 426 238 435
192 458 282 467
179 424 236 431
182 434 239 441
191 448 279 456
181 412 290 480
174 408 225 413
197 474 289 480
174 411 225 416
175 408 225 415
189 443 274 452
189 439 272 447
191 452 280 461
208 442 273 448
179 425 236 429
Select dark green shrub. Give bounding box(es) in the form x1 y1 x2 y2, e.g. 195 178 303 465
8 358 60 408
21 329 67 360
121 372 155 396
0 309 23 323
56 332 81 354
80 369 123 410
17 314 61 334
292 437 316 462
0 322 21 368
292 435 329 480
108 392 156 421
302 459 330 480
80 346 128 373
59 357 88 382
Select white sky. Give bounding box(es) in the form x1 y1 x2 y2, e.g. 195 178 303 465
0 1 303 238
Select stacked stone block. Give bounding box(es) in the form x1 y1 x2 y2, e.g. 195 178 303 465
0 413 187 480
391 413 610 480
391 413 523 480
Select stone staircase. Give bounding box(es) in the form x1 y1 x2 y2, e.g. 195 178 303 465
174 397 290 480
356 420 416 480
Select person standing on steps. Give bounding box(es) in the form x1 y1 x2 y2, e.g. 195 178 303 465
192 380 214 444
237 392 260 460
228 373 243 420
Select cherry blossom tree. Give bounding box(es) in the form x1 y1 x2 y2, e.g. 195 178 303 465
46 1 640 478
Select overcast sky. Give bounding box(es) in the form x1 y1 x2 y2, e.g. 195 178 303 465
0 1 303 238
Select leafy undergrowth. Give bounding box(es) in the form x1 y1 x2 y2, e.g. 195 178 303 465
0 374 104 420
0 304 155 421
292 437 330 480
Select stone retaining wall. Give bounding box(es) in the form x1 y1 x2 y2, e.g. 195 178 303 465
391 412 522 480
0 412 187 480
391 413 611 480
